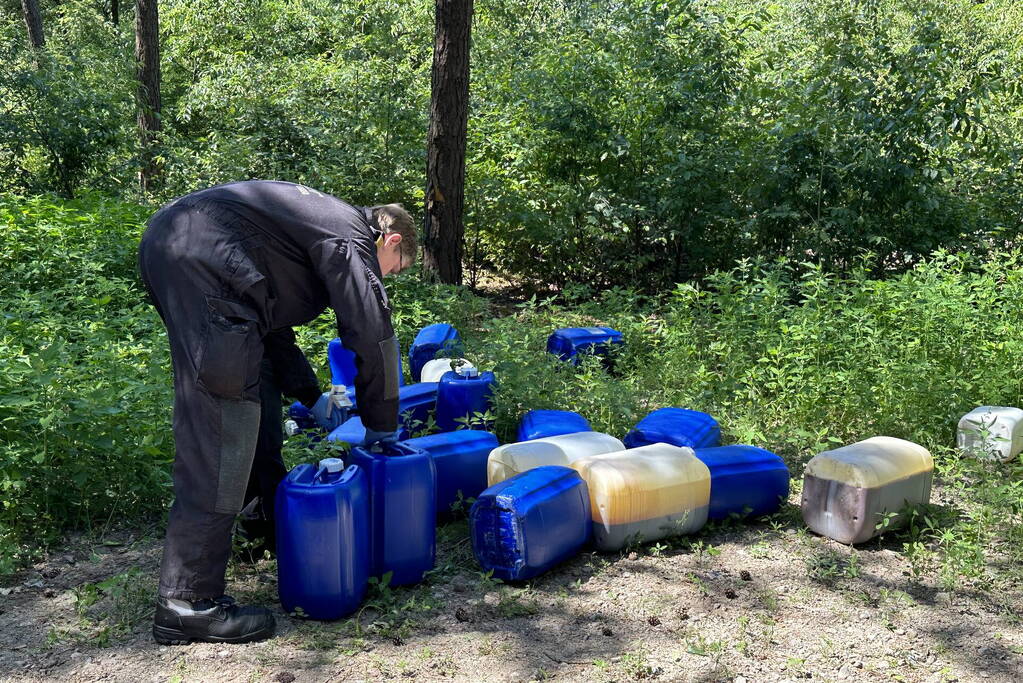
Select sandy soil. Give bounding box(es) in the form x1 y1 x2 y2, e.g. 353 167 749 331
1 487 1020 683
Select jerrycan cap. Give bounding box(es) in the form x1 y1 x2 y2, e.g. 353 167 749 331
456 364 479 378
318 457 345 474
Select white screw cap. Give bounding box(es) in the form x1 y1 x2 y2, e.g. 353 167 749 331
457 365 479 378
318 457 345 473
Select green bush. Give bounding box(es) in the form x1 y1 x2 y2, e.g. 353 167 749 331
0 195 169 572
461 252 1023 460
467 0 1023 286
0 8 135 198
4 0 1022 287
158 0 432 205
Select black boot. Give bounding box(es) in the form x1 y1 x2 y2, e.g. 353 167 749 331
153 595 275 645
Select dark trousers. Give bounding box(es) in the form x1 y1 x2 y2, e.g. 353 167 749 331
139 204 287 600
241 359 289 548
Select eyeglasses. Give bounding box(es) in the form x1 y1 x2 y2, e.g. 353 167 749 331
376 232 409 273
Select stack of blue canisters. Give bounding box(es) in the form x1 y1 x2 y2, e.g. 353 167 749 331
278 430 502 618
516 409 591 441
276 442 438 621
470 466 591 581
279 319 797 616
546 327 624 365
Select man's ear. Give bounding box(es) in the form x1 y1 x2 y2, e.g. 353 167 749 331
385 233 403 247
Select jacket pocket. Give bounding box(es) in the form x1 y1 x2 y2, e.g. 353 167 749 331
224 242 267 296
197 296 262 400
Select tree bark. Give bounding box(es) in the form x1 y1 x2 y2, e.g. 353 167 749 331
134 0 162 194
21 0 44 48
112 0 120 26
423 0 473 285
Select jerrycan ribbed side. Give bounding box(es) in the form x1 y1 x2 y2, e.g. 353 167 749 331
471 466 591 581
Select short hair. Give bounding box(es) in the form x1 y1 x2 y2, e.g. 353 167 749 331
372 204 417 266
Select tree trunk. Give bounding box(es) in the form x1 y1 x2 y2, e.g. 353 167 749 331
21 0 44 48
423 0 473 285
112 0 120 26
134 0 162 194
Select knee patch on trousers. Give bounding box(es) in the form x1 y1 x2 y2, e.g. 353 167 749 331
215 399 261 515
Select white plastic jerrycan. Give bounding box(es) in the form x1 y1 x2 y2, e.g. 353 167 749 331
957 406 1023 462
420 358 475 383
487 431 625 486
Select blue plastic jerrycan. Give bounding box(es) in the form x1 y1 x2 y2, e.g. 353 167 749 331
329 337 406 393
275 458 369 620
623 407 721 450
328 338 358 388
350 442 437 586
404 430 500 518
337 383 439 438
409 323 463 382
546 327 624 365
516 409 591 441
396 383 439 429
435 366 496 432
694 445 791 520
327 415 411 447
470 465 590 581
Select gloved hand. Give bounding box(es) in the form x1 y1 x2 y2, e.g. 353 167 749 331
362 428 401 447
309 392 347 432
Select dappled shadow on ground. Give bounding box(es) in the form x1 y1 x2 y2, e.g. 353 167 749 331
1 506 1020 682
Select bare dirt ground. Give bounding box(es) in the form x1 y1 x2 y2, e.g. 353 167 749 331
1 484 1020 683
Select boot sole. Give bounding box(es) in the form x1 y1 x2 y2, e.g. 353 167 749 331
153 621 275 646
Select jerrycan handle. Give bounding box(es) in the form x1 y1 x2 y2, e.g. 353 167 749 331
359 442 424 459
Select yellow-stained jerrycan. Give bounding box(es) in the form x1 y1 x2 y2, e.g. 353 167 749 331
801 436 933 544
571 444 711 552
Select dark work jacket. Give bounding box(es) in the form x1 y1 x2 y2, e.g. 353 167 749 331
158 180 399 432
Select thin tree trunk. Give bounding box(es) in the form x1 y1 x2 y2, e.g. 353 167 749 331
135 0 162 194
112 0 120 26
21 0 44 48
423 0 473 285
